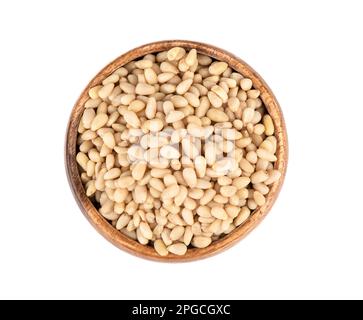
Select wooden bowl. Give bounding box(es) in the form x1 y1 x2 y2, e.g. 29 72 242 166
65 40 288 262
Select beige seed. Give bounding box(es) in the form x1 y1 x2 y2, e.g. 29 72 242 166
240 158 255 173
102 132 115 149
236 137 252 148
150 168 171 178
139 222 153 240
98 83 114 99
211 85 228 102
192 236 212 248
123 110 140 128
194 156 207 178
263 115 274 136
225 205 240 218
133 185 147 204
167 47 186 61
162 100 174 114
250 170 269 184
234 207 250 226
116 214 131 230
253 183 269 195
104 168 121 180
154 239 168 256
195 96 210 117
185 49 197 66
86 160 95 177
209 61 228 75
119 82 135 94
184 92 200 107
129 99 145 112
88 85 102 99
220 185 237 197
264 170 281 185
207 91 223 108
164 174 177 186
218 176 232 186
206 109 228 122
162 184 179 199
188 188 204 199
246 151 258 164
232 176 251 188
174 185 188 206
76 152 89 171
183 168 197 188
86 181 96 196
256 148 277 162
135 83 155 95
227 96 240 112
135 59 153 69
82 108 96 129
91 113 108 131
211 206 228 220
158 72 175 83
221 128 242 140
242 107 254 124
183 226 193 245
196 206 212 218
144 119 163 132
145 97 157 119
166 110 185 123
181 208 194 225
117 176 135 188
176 79 193 95
160 145 180 159
132 161 147 181
171 95 188 107
253 191 266 206
167 243 187 255
240 78 253 91
144 68 158 84
149 178 165 192
170 226 185 241
114 188 128 203
102 74 119 85
160 61 179 74
84 98 101 109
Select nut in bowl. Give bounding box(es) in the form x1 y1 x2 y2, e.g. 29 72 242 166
65 40 288 262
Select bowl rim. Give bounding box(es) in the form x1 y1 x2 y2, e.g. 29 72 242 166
65 40 288 262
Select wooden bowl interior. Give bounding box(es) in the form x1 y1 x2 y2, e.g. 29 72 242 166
65 40 288 262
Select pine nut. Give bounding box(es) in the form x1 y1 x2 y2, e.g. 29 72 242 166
192 236 212 248
167 243 187 255
123 110 140 128
135 83 155 95
176 79 193 95
209 61 228 75
154 239 168 256
165 110 185 123
139 222 153 240
240 78 253 91
167 47 186 61
250 170 269 184
206 109 229 122
185 49 197 66
183 168 197 188
211 206 228 220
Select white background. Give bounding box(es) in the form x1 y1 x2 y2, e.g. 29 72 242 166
0 0 362 300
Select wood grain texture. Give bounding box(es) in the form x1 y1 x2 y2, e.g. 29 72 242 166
65 40 288 262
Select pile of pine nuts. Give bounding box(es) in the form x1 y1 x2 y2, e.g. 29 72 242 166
76 46 281 256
